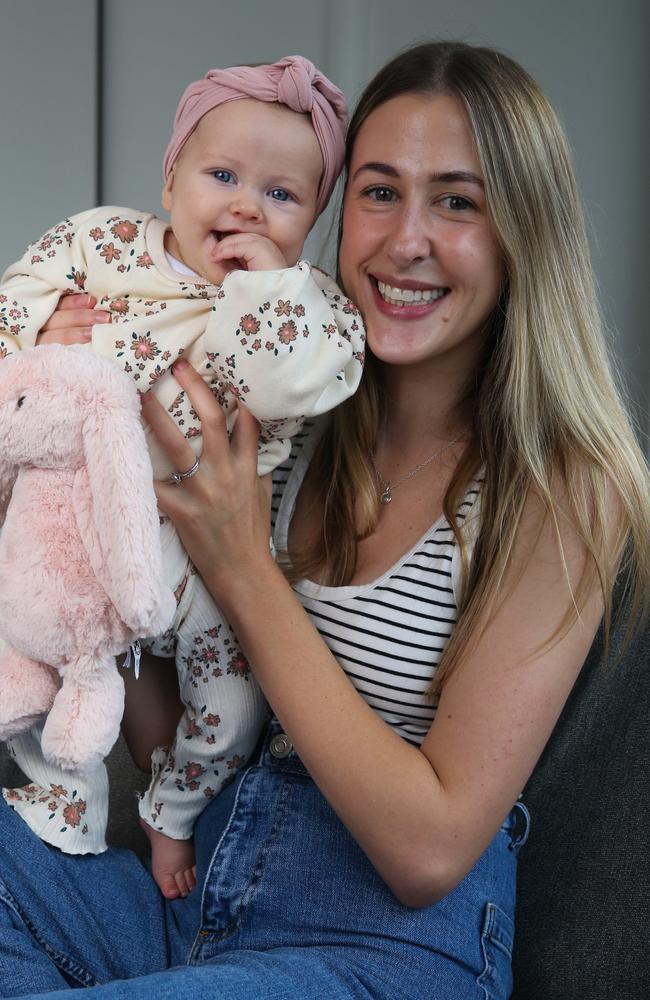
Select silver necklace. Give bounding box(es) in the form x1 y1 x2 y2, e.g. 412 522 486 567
370 432 466 505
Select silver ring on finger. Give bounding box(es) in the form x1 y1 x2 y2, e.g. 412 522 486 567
168 457 200 486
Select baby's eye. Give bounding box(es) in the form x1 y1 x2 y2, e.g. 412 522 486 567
212 169 235 184
269 188 292 203
16 396 25 409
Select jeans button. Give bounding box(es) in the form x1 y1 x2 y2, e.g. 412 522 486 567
269 733 293 758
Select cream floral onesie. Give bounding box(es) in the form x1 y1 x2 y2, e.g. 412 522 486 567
0 206 365 853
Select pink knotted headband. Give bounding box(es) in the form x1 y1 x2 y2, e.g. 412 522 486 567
163 55 348 217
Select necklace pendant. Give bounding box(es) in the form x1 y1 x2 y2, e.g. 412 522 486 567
380 486 393 504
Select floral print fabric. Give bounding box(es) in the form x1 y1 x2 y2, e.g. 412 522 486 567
2 723 109 854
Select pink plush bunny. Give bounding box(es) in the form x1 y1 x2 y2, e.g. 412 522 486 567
0 344 175 773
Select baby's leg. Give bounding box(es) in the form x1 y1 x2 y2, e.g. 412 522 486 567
138 576 268 898
139 820 197 900
121 646 195 898
120 648 184 772
2 722 109 854
120 644 197 899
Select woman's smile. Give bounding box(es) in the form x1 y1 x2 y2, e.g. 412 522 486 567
371 274 450 314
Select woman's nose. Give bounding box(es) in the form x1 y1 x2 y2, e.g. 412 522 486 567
384 205 431 267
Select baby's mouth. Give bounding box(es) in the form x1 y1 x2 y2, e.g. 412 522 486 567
209 230 246 268
211 229 243 242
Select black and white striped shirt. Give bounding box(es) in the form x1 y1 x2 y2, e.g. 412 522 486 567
272 423 481 746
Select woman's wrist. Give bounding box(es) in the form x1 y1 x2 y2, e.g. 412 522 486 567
200 543 287 625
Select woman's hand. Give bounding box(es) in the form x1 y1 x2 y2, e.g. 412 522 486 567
37 292 111 345
140 359 274 605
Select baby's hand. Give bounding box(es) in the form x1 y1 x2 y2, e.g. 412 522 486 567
212 232 288 273
139 818 197 899
37 293 111 345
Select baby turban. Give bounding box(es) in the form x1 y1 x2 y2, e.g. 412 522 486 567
163 55 348 217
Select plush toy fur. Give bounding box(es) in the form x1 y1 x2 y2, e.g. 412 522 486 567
0 344 175 773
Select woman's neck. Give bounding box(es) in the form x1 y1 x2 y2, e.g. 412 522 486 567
379 359 474 448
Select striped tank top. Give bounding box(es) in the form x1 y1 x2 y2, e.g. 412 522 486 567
272 423 481 746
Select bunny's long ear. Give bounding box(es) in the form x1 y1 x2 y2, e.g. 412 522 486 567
73 384 174 636
0 461 18 527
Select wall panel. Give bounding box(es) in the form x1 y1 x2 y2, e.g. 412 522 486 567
0 0 97 263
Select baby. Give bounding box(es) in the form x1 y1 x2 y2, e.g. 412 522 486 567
0 56 365 898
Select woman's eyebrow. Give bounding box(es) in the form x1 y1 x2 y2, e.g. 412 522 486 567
351 162 399 181
435 170 484 188
351 162 484 188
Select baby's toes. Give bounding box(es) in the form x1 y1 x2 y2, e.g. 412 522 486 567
157 872 181 900
173 868 194 898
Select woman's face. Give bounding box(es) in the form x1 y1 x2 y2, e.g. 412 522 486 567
339 92 503 375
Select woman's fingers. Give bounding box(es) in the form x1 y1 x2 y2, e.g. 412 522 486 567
141 361 260 488
37 326 93 345
60 293 96 309
37 293 111 345
53 293 97 312
229 398 264 462
167 359 256 469
140 391 198 481
142 362 272 601
170 361 227 434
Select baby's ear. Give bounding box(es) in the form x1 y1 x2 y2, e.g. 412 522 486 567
161 168 175 212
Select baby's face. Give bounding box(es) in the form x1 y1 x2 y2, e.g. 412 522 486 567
162 99 323 285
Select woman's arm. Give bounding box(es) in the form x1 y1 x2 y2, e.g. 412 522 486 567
143 361 603 907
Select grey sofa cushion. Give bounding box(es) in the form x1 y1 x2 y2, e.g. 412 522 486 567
512 593 650 999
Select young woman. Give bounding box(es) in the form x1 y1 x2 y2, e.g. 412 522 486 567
0 40 647 1000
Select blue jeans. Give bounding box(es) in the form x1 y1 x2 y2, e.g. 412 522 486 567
0 721 529 998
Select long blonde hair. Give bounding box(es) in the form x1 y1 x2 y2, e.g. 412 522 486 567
294 42 650 691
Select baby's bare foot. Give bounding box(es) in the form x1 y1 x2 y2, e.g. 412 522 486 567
139 818 197 900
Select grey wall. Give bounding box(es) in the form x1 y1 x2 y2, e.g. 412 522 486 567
0 0 98 248
1 0 647 442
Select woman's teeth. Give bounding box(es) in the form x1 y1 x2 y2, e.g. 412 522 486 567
376 280 446 306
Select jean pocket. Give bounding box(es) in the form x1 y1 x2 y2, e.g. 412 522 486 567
476 901 514 999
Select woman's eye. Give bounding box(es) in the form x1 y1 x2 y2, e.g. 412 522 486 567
269 188 292 203
212 169 235 184
442 195 473 211
365 186 395 203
